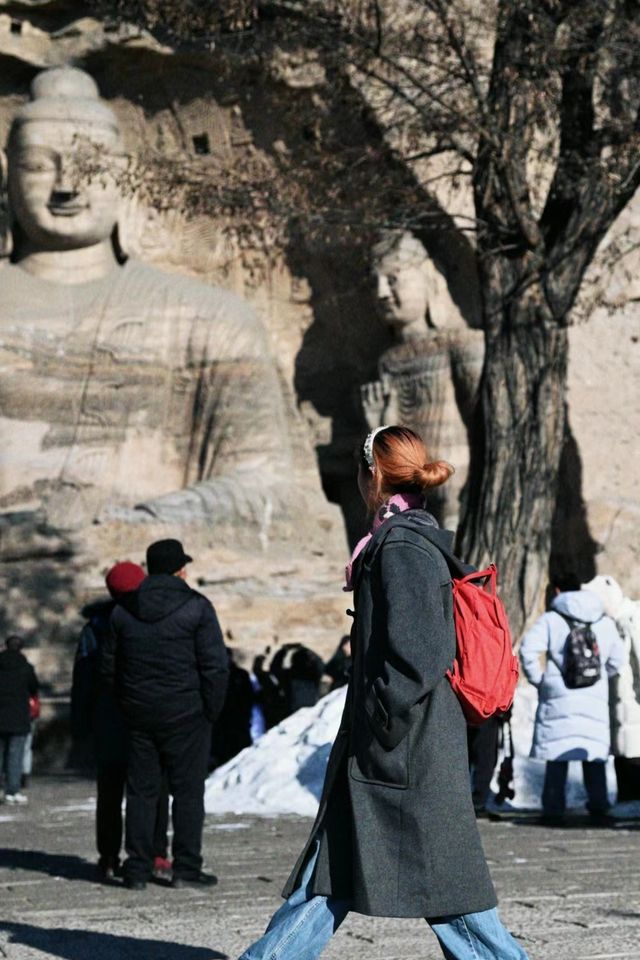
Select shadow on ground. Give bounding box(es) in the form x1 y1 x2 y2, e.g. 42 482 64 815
0 922 227 960
0 848 98 882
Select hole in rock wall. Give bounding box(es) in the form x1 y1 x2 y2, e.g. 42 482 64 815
192 133 211 155
10 20 23 34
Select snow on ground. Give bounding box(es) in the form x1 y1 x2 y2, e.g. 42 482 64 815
205 681 633 817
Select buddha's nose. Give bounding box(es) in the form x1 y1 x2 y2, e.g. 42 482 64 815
53 158 78 197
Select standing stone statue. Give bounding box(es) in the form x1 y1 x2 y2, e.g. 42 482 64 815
0 66 335 639
361 231 484 525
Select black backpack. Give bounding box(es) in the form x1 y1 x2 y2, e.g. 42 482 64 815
551 614 602 689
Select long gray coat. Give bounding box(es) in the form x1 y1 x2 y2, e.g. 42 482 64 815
283 510 497 919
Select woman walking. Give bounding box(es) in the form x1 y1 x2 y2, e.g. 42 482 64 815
239 426 528 960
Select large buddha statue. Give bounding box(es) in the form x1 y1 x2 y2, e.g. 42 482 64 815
361 230 484 525
0 67 332 594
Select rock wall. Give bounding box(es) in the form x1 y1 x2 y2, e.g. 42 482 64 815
0 1 638 714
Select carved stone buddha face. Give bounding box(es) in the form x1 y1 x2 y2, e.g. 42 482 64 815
6 67 123 255
9 123 121 252
372 231 431 339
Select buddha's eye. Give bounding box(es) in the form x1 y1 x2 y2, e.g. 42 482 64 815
18 160 55 174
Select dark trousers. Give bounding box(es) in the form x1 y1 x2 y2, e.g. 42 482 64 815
542 760 609 815
0 733 27 795
614 756 640 803
467 716 501 811
125 716 211 882
96 763 170 864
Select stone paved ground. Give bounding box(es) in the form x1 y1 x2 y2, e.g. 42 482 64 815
1 776 640 960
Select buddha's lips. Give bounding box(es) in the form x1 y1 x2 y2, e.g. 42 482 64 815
47 202 88 216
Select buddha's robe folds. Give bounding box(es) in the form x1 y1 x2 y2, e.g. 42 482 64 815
0 259 289 530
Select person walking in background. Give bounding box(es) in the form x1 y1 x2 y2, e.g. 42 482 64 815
239 426 529 960
71 561 171 881
0 636 39 805
520 574 625 825
102 539 229 891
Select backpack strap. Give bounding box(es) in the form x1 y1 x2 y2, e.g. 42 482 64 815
546 611 571 674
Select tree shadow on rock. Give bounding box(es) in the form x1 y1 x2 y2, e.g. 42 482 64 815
0 922 227 960
549 407 599 587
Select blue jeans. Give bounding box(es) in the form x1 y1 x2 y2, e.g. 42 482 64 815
240 843 529 960
0 734 27 795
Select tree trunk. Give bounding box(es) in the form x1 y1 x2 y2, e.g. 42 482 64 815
456 264 568 639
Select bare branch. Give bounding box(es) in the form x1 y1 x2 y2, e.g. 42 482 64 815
425 0 489 115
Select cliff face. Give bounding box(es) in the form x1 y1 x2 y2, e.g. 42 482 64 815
0 3 638 700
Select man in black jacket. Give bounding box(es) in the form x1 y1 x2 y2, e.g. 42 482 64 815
0 636 39 804
101 539 229 890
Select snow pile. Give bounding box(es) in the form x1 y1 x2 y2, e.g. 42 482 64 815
205 688 346 816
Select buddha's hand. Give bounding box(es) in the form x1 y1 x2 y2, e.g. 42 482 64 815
361 375 398 428
97 478 268 526
361 380 386 429
134 488 216 525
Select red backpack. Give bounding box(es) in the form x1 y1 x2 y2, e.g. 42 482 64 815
446 564 519 725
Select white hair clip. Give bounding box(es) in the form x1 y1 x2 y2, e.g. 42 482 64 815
363 426 389 471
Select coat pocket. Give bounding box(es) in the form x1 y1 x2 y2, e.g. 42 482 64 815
349 708 410 789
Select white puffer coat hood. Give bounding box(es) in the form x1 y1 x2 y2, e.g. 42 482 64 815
551 590 605 624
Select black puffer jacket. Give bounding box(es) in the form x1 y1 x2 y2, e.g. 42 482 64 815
0 649 39 735
101 575 229 730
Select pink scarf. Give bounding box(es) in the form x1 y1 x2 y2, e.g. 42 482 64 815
344 492 425 591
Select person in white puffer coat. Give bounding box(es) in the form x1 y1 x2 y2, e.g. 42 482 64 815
582 574 640 804
520 577 625 822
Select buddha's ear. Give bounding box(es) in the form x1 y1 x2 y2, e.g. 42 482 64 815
112 223 127 264
0 149 11 259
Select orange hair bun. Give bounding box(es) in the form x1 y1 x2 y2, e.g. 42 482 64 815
367 425 454 507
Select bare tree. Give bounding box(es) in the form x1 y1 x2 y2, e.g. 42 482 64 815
97 0 640 632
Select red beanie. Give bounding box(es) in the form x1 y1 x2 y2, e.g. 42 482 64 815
105 561 145 599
